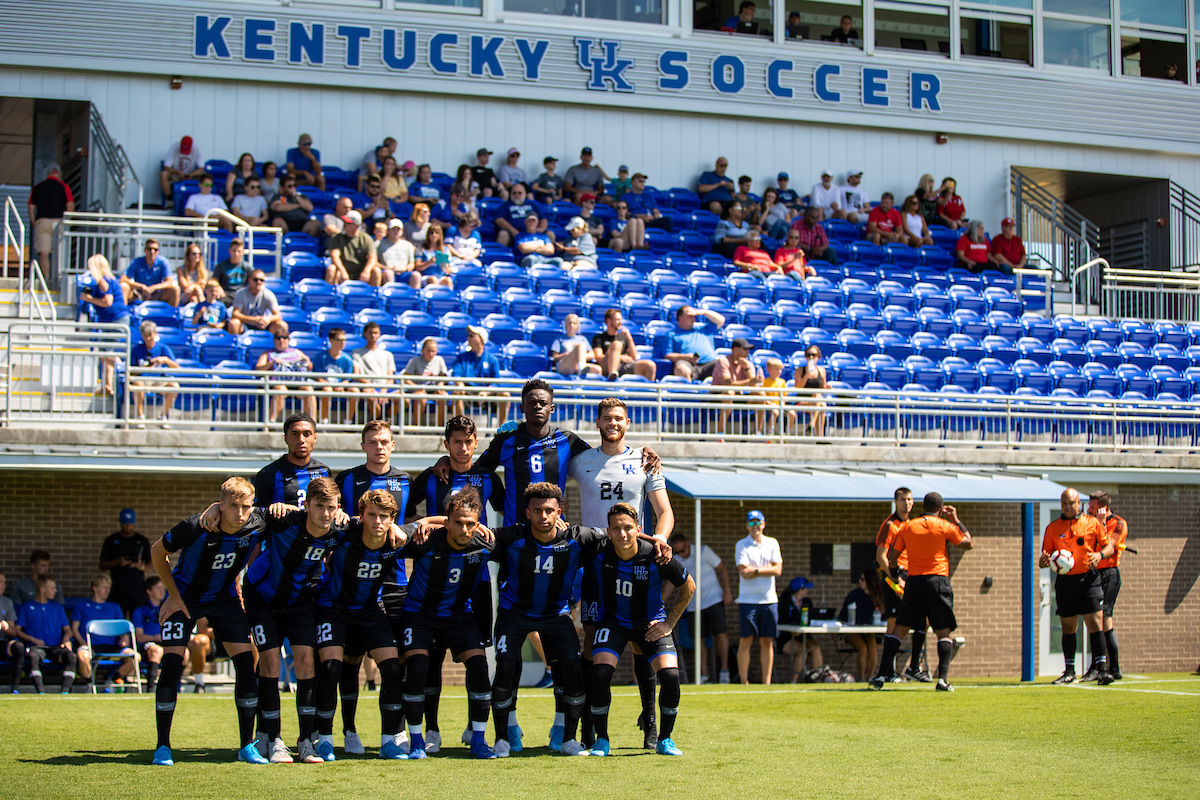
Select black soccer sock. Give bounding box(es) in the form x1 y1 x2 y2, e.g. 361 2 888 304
909 629 927 672
403 653 430 730
560 658 585 742
1062 632 1077 673
879 635 902 678
1105 630 1120 673
59 649 77 692
146 661 160 692
465 655 492 730
231 651 259 747
657 667 680 739
491 656 519 743
257 675 282 740
425 645 445 731
580 655 594 740
1088 630 1108 669
936 638 953 682
589 663 614 741
316 659 342 737
339 660 361 733
155 653 185 749
296 677 318 741
633 652 657 725
8 642 26 692
551 661 565 716
378 658 403 738
29 646 45 693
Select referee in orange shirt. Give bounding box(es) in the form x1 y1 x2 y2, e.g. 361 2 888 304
869 492 973 692
1041 488 1115 686
874 487 930 682
1088 491 1127 681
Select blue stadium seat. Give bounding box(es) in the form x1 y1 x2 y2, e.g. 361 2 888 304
1151 343 1189 372
1049 338 1088 367
1013 359 1053 393
528 265 571 295
1116 341 1157 370
273 305 310 334
1048 361 1087 394
1115 363 1153 394
727 274 768 302
773 299 810 330
479 313 523 346
504 340 548 377
811 302 848 333
697 296 736 320
499 287 539 319
1082 339 1121 369
665 188 701 212
688 210 720 236
541 289 582 320
948 285 986 314
1021 313 1055 343
841 278 877 308
581 291 618 322
192 329 239 366
420 286 461 316
872 330 913 360
876 280 915 311
946 333 984 363
676 230 711 257
1052 315 1089 345
687 270 727 301
978 359 1017 393
1016 336 1053 366
736 298 774 328
849 240 885 267
133 301 180 329
294 279 336 311
914 283 952 313
866 354 905 389
916 307 954 338
236 330 275 363
398 310 439 342
264 277 295 307
649 270 688 300
878 267 917 288
909 332 949 362
309 306 354 338
981 335 1018 365
522 315 562 348
883 243 919 268
1149 365 1187 397
918 246 954 270
885 305 922 337
437 311 473 343
335 281 379 314
282 252 323 282
1119 318 1157 348
355 308 399 336
952 309 988 339
457 286 500 318
1081 362 1121 395
621 293 659 324
846 304 886 335
487 263 528 293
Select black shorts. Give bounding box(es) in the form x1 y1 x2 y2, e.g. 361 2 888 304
592 615 677 663
243 582 316 650
344 587 408 659
580 597 601 625
682 602 728 640
895 575 956 632
1056 571 1103 618
493 609 580 664
403 611 487 658
882 569 907 619
471 579 494 648
1099 567 1121 617
161 593 250 648
316 604 396 654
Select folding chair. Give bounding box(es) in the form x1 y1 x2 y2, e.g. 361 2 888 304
86 619 141 694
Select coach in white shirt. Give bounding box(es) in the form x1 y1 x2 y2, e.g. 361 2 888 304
734 510 783 685
670 532 734 683
809 170 842 221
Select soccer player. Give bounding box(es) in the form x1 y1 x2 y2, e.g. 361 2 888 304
874 486 930 682
13 574 77 694
312 489 418 761
869 492 973 692
1089 491 1127 681
568 397 674 750
253 413 331 508
1041 487 1115 686
335 420 412 755
585 503 694 757
148 477 268 766
398 488 499 759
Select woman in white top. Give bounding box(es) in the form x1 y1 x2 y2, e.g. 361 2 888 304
404 203 432 248
901 195 934 247
258 162 281 204
760 187 794 241
176 243 210 304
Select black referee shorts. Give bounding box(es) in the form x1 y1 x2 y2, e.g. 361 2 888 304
1056 571 1103 617
316 604 396 654
161 593 250 648
895 575 956 632
243 582 316 651
881 569 907 619
1099 567 1121 617
493 609 580 664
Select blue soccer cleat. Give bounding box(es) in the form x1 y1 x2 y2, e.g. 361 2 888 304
313 739 335 763
533 669 554 689
469 739 497 759
507 724 523 753
379 740 409 760
548 724 565 752
655 738 683 756
152 746 174 766
588 738 611 757
407 747 428 760
238 742 269 764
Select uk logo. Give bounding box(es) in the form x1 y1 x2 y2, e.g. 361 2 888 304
634 566 649 580
576 38 635 92
622 464 638 475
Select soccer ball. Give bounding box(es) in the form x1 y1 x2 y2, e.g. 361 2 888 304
1050 549 1075 575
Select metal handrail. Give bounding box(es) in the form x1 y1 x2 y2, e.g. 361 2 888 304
89 106 142 215
1069 257 1111 317
202 209 284 274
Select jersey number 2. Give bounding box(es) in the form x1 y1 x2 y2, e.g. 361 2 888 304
600 481 624 500
356 562 382 579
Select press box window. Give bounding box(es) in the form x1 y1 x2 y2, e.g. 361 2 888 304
961 15 1032 65
1119 33 1187 81
693 0 774 36
782 1 863 46
875 2 951 56
1043 18 1111 73
505 0 665 24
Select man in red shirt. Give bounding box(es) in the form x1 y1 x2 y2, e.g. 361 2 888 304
27 164 75 276
989 217 1026 275
790 207 837 264
954 220 994 273
732 231 780 277
866 192 904 246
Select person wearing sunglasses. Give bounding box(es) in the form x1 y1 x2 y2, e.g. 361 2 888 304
183 172 233 231
228 269 281 336
255 321 316 422
122 239 179 306
735 511 783 685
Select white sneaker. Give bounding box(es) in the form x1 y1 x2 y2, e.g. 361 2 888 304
425 730 441 754
461 726 473 746
560 739 589 756
297 739 323 764
394 730 411 755
494 740 511 758
134 414 146 430
319 418 330 425
719 670 730 684
343 731 365 755
157 414 171 430
269 738 293 764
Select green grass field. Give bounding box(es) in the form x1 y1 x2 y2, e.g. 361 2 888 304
5 675 1199 799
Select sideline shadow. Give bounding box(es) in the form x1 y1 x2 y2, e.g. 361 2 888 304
21 748 230 766
1165 533 1200 614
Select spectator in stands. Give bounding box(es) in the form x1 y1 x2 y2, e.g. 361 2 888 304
829 14 859 43
314 328 358 425
260 161 281 203
212 238 248 299
724 1 760 34
734 175 762 226
228 268 281 335
791 207 838 264
532 156 564 203
353 322 397 419
732 231 781 278
14 574 77 694
609 198 645 253
777 577 823 680
159 136 204 200
99 508 152 618
257 321 316 422
0 570 23 693
757 357 789 435
358 175 391 225
193 280 229 329
445 183 476 228
326 210 381 286
454 164 481 201
592 308 656 381
809 170 841 221
1165 62 1185 83
551 314 602 376
775 172 801 210
914 173 939 224
183 173 233 231
555 217 597 270
990 217 1027 274
841 169 871 224
698 157 736 215
358 139 397 192
231 176 269 227
270 176 321 237
123 238 180 306
760 187 794 240
132 576 166 692
377 219 416 283
955 219 994 273
712 201 754 258
839 569 884 681
667 533 733 683
451 325 506 419
493 182 544 247
129 320 180 427
785 11 804 39
175 244 208 305
498 148 528 199
224 153 258 203
625 172 673 234
774 229 814 281
448 212 483 268
403 337 451 426
515 212 563 269
564 147 610 205
606 165 630 203
79 254 128 395
411 224 455 288
322 197 354 239
286 133 325 190
379 156 408 203
10 550 63 607
736 510 783 684
866 192 905 246
935 177 967 230
577 194 606 244
795 345 828 437
666 304 727 381
71 572 135 687
470 148 500 198
27 163 74 275
713 337 763 434
901 195 934 247
371 220 388 246
404 201 433 248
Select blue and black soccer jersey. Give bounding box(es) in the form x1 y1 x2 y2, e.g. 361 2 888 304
162 511 266 605
406 465 504 527
400 529 495 619
243 510 341 608
584 538 689 630
253 454 331 508
474 427 591 526
317 520 414 611
337 464 412 597
491 523 606 619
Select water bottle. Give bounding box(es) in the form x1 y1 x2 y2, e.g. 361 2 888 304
800 606 809 626
872 609 883 625
846 601 856 626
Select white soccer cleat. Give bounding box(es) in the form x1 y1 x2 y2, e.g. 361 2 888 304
461 726 473 746
269 738 293 764
343 731 365 755
394 730 411 755
560 739 589 756
494 740 511 758
425 730 442 754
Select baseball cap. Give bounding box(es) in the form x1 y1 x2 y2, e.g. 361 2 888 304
387 218 403 229
580 193 597 203
341 210 362 225
401 160 415 170
731 337 755 350
788 576 814 592
746 510 765 523
179 136 193 154
477 147 493 156
567 216 586 230
618 165 629 173
1002 217 1015 227
119 508 136 524
777 171 789 180
632 173 648 181
47 163 61 177
507 147 520 156
581 146 593 155
821 169 832 178
298 133 313 145
466 324 488 343
847 168 863 177
543 155 557 164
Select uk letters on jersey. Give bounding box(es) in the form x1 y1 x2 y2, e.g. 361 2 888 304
400 529 495 618
162 510 267 605
336 465 410 516
243 509 340 608
491 524 606 618
583 538 689 629
317 520 411 610
475 427 591 526
407 466 504 528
